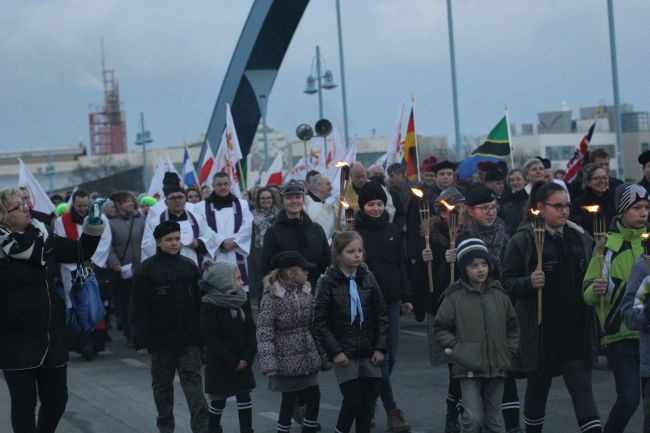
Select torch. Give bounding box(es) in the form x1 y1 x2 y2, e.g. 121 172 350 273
335 162 351 231
440 199 459 283
342 201 355 231
411 188 434 293
584 205 607 324
531 209 545 325
643 233 650 267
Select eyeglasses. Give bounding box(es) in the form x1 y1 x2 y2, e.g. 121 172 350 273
166 195 185 201
8 202 27 213
544 202 570 212
591 176 608 182
259 196 273 201
473 204 498 214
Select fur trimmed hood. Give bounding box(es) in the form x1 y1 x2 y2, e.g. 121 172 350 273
262 274 311 299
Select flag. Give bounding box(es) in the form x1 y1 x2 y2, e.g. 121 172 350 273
147 155 166 198
262 153 283 186
18 159 55 214
163 153 178 175
198 140 215 186
182 146 198 187
380 101 405 169
457 115 511 180
285 157 307 182
564 120 596 184
402 108 417 181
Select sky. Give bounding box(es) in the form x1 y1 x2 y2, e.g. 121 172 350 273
1 0 648 153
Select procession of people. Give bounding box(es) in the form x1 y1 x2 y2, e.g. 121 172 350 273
4 147 650 433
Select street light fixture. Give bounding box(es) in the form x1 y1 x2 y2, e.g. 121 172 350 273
135 112 153 191
303 45 337 120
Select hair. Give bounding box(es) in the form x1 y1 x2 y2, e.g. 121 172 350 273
212 172 229 182
582 163 608 189
521 159 544 180
589 148 610 162
553 169 567 177
72 190 89 203
185 185 201 199
309 174 323 192
110 191 133 205
268 268 292 286
386 163 405 176
255 187 274 207
508 168 523 180
50 194 64 202
0 188 22 226
525 181 567 221
330 231 363 263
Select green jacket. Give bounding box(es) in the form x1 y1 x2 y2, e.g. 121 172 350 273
583 218 644 344
433 278 519 379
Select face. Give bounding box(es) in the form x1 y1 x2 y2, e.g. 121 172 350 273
186 190 201 203
363 199 385 218
4 194 31 231
388 171 405 187
116 199 134 215
315 177 333 198
486 180 505 196
258 191 274 210
350 165 368 188
20 189 31 208
436 169 455 190
465 258 489 286
213 176 231 198
644 163 650 182
367 166 384 179
538 191 570 228
140 203 151 214
620 200 650 229
165 192 186 213
468 200 498 227
526 163 545 184
282 193 304 216
588 168 609 193
421 171 436 187
337 238 364 269
155 231 182 255
233 269 244 292
287 266 309 284
543 169 554 183
594 156 610 173
73 196 90 217
509 171 525 192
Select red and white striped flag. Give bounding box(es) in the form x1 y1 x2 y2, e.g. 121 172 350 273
564 120 596 184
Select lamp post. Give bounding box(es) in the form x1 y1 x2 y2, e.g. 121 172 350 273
304 45 337 121
607 0 624 180
446 0 462 161
335 0 350 148
135 112 153 191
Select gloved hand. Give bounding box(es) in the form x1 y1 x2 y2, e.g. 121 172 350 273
88 198 107 225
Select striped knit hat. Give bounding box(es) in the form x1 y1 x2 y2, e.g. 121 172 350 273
456 238 490 275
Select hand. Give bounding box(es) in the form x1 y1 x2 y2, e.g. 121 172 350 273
265 370 278 376
592 278 608 296
221 238 236 252
112 265 122 273
371 350 384 365
401 302 414 315
421 248 433 263
234 360 248 371
530 270 545 290
333 352 350 367
445 248 456 264
188 239 199 249
136 348 147 356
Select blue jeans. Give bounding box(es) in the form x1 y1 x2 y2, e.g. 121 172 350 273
379 302 401 412
605 339 640 433
460 378 504 433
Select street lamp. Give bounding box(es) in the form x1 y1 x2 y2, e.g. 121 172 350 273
135 112 153 191
303 45 337 120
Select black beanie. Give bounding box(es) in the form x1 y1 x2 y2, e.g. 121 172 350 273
162 172 183 197
465 185 496 207
153 221 181 240
358 181 387 209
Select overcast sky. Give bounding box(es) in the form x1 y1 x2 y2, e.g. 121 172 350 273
1 0 648 152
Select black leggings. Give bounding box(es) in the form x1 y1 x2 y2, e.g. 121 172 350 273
3 366 68 433
277 385 320 432
336 377 381 433
523 360 601 433
208 392 252 433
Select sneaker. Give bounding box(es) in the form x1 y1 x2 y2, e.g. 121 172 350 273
387 408 411 432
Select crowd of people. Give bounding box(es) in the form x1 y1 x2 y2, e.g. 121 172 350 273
3 147 650 433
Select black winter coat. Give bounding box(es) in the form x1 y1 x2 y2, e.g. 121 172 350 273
261 210 330 289
570 187 616 236
0 222 100 370
500 189 528 237
200 302 256 395
133 250 202 351
354 210 412 305
313 264 388 360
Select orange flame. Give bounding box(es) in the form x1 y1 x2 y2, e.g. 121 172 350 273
440 199 455 211
341 201 350 209
642 233 650 240
583 205 600 213
335 161 348 168
530 209 541 216
411 188 424 199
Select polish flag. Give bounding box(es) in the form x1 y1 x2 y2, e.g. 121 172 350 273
198 141 215 186
262 153 283 186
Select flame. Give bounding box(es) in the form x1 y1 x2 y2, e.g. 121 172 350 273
642 233 650 240
411 188 424 199
530 209 541 216
335 161 348 168
341 201 350 209
440 199 455 211
583 205 600 213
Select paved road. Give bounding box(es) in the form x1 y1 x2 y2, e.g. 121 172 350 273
0 315 643 433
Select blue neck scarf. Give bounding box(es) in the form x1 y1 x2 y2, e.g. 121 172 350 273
348 276 364 325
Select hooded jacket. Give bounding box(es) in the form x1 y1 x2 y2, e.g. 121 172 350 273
433 278 519 378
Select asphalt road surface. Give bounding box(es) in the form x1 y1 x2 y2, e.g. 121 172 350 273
1 314 643 433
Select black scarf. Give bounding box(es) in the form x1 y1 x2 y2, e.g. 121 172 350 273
308 192 323 203
209 192 235 211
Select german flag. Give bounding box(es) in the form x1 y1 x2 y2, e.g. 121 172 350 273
403 108 418 180
471 115 510 158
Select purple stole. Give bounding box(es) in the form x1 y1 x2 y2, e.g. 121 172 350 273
204 199 249 284
160 209 203 269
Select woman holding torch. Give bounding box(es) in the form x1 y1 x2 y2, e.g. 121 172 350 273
502 181 601 433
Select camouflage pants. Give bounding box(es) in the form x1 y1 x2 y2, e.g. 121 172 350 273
150 346 208 433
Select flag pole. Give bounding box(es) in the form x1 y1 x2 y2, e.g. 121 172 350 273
504 104 515 168
238 160 247 191
412 94 421 182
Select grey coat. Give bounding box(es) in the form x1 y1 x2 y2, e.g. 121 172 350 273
107 211 145 270
622 256 649 377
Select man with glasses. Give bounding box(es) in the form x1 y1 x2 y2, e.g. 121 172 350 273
141 172 217 268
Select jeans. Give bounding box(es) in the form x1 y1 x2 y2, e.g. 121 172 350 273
459 378 504 433
605 339 640 433
379 302 401 412
3 366 68 433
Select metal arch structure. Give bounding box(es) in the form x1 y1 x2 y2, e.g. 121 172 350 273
202 0 310 167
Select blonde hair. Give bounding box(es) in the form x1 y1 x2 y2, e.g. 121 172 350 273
330 231 364 263
0 188 23 226
268 268 292 285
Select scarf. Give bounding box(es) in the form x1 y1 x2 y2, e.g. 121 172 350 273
348 276 364 325
200 261 248 319
463 216 508 278
252 206 279 248
209 192 235 211
0 220 49 266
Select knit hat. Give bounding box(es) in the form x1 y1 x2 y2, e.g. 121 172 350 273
55 203 68 217
615 183 650 215
432 160 456 173
434 187 465 214
358 181 387 209
153 220 180 240
140 195 158 206
199 260 238 294
162 172 183 197
465 185 496 207
456 238 490 275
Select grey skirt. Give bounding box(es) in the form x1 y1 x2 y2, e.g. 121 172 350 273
333 358 381 385
268 373 319 393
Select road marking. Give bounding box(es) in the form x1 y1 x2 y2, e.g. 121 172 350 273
258 411 279 420
319 403 339 411
401 329 427 338
120 358 147 367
